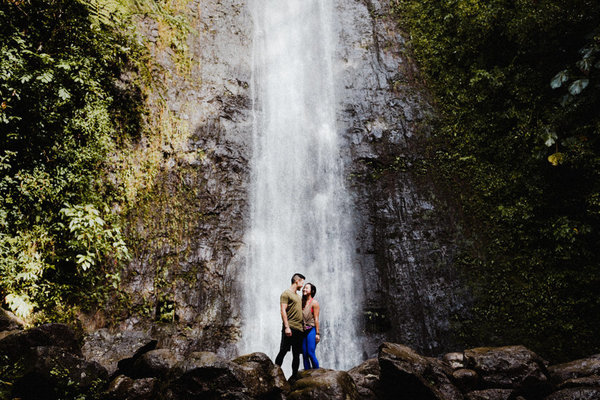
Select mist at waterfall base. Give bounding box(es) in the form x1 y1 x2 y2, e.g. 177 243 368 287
240 0 364 375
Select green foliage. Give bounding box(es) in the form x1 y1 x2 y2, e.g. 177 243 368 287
77 0 197 75
49 365 106 400
0 0 142 322
393 0 600 361
60 204 129 272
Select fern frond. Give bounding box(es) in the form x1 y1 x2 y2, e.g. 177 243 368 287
75 0 130 27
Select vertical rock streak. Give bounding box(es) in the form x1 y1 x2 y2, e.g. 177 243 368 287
242 0 362 372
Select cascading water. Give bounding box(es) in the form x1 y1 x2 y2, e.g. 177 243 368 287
240 0 363 373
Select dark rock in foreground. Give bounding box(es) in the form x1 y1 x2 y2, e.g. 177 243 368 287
547 354 600 385
132 348 183 379
379 342 463 400
348 358 381 399
0 308 24 332
166 351 247 399
543 387 600 400
2 323 600 400
82 329 156 376
233 352 290 398
106 375 159 400
165 351 287 400
464 345 552 398
464 389 513 400
288 368 360 400
0 323 82 362
116 339 159 378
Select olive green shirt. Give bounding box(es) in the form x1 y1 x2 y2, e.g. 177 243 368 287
280 289 303 331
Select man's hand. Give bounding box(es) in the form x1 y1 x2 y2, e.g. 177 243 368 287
315 333 320 343
284 327 292 337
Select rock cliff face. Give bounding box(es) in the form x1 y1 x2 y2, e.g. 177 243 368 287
101 0 255 356
88 0 466 358
336 0 467 356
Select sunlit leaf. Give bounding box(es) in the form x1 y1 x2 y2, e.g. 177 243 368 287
544 130 558 147
550 70 569 89
58 88 71 100
5 293 34 318
568 79 589 95
36 71 53 83
576 58 593 72
548 152 565 166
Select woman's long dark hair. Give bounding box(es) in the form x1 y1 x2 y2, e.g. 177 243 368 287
302 283 317 307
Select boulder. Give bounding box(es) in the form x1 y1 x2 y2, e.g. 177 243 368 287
444 353 466 370
465 389 513 400
82 329 156 376
288 368 360 400
106 375 159 400
548 355 600 385
11 346 108 400
115 339 158 377
452 369 479 392
232 352 290 399
464 346 551 396
166 351 248 400
0 308 24 331
543 387 600 400
0 329 20 341
348 358 381 399
131 348 181 378
558 375 600 390
0 323 81 362
378 342 463 400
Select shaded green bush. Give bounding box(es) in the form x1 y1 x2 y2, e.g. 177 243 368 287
393 0 600 361
0 0 143 321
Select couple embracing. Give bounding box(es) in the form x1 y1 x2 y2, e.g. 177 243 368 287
275 273 320 376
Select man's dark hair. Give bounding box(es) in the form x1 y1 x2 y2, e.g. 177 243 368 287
291 273 305 284
306 283 316 297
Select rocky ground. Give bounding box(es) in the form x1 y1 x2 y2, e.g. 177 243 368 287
1 312 599 400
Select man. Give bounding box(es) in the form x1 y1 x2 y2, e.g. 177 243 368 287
274 272 305 376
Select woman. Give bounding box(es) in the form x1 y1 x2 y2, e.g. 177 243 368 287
301 282 320 369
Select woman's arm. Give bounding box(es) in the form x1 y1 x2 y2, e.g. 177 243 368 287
313 300 320 343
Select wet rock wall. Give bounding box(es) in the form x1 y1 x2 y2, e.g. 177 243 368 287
87 0 468 360
98 0 254 356
336 0 467 356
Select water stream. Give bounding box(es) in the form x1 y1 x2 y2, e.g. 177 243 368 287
240 0 363 374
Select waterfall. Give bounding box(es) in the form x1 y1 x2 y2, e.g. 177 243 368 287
240 0 363 373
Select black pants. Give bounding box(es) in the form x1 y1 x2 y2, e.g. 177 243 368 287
275 327 303 375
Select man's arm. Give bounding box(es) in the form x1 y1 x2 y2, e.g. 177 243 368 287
280 302 292 336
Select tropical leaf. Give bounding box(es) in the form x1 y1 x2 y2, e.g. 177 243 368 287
5 293 34 318
36 71 53 83
576 58 593 73
550 70 569 89
58 87 71 100
548 152 565 166
568 79 589 95
75 0 129 27
544 130 558 147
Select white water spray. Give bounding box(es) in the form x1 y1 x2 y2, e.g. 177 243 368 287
240 0 363 373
